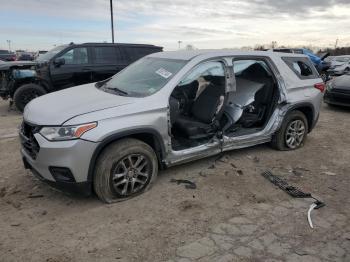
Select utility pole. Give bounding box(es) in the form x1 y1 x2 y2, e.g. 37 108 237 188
110 0 115 43
6 40 11 51
178 40 182 49
334 38 339 49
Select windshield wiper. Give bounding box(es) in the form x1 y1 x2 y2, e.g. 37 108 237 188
102 84 129 96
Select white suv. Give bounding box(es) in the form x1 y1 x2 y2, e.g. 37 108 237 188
20 50 325 203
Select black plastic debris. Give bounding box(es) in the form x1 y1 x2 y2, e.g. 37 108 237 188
170 179 197 189
261 170 325 228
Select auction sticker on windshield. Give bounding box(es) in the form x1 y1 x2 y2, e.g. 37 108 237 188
155 68 172 79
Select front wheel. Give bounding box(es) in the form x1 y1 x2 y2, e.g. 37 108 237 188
93 138 158 203
13 83 47 112
271 110 308 151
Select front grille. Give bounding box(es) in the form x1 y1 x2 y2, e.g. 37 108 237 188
332 88 350 95
20 121 41 160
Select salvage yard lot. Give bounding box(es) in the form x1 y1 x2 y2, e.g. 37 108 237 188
0 100 349 262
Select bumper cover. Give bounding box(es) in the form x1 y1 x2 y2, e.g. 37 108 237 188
23 156 92 196
20 132 99 196
324 90 350 107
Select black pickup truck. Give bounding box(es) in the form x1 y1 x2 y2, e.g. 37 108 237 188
0 42 163 111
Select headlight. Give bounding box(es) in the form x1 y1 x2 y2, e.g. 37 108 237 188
326 81 334 91
40 122 97 141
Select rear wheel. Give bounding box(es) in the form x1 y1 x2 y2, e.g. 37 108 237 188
93 138 158 203
271 110 308 151
13 84 46 112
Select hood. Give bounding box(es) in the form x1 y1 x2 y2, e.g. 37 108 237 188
24 83 136 125
0 61 36 70
332 74 350 90
331 61 347 67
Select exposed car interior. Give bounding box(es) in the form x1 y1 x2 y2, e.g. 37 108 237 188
169 59 279 151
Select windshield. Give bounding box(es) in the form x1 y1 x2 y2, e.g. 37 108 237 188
36 45 67 62
335 57 350 63
101 57 186 97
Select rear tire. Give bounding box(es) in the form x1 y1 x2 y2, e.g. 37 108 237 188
13 84 46 112
271 110 308 151
93 138 158 203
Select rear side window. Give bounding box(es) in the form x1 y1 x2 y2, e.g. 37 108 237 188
93 47 117 64
282 57 318 79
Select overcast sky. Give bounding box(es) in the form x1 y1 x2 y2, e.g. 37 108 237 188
1 0 350 51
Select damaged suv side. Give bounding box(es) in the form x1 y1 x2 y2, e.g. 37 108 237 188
20 50 324 203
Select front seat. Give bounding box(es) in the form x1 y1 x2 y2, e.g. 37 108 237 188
174 80 225 139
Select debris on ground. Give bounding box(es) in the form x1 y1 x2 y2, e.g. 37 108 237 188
208 164 216 169
261 170 325 229
27 194 44 198
321 171 337 176
0 187 6 197
236 170 244 176
170 179 197 189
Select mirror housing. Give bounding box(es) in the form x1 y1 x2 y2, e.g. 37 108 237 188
53 57 65 67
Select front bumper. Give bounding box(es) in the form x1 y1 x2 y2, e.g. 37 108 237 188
20 133 99 196
324 90 350 107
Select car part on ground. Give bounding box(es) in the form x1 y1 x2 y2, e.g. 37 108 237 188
19 50 324 202
261 170 325 228
170 179 197 189
324 73 350 107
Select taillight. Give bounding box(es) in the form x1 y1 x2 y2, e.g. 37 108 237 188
314 83 325 93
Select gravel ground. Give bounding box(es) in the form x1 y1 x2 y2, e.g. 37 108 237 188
0 100 349 262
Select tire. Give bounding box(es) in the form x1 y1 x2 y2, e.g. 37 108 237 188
93 138 158 203
271 110 309 151
13 84 47 112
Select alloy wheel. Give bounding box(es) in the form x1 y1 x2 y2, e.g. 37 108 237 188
285 119 306 149
110 154 151 196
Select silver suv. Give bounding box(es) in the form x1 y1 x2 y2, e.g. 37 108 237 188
20 50 325 203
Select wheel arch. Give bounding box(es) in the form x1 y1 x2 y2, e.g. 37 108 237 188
285 102 315 132
87 128 166 183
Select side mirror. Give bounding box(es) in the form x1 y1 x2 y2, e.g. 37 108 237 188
53 57 65 67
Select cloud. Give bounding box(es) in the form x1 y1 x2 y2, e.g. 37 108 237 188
1 0 350 50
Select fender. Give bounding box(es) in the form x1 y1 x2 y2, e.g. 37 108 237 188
86 128 166 183
281 102 316 132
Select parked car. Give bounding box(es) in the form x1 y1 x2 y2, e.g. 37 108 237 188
327 55 350 76
34 50 48 60
273 48 330 81
0 61 37 101
0 50 16 61
324 72 350 107
2 42 163 111
20 50 324 203
17 52 34 61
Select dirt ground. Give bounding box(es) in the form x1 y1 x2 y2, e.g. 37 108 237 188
0 99 349 262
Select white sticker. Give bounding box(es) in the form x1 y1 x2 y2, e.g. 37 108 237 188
155 68 172 79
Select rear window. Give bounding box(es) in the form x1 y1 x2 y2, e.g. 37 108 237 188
93 47 117 64
282 57 318 79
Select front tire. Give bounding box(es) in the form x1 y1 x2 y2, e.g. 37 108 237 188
271 110 308 151
13 84 47 112
93 138 158 203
